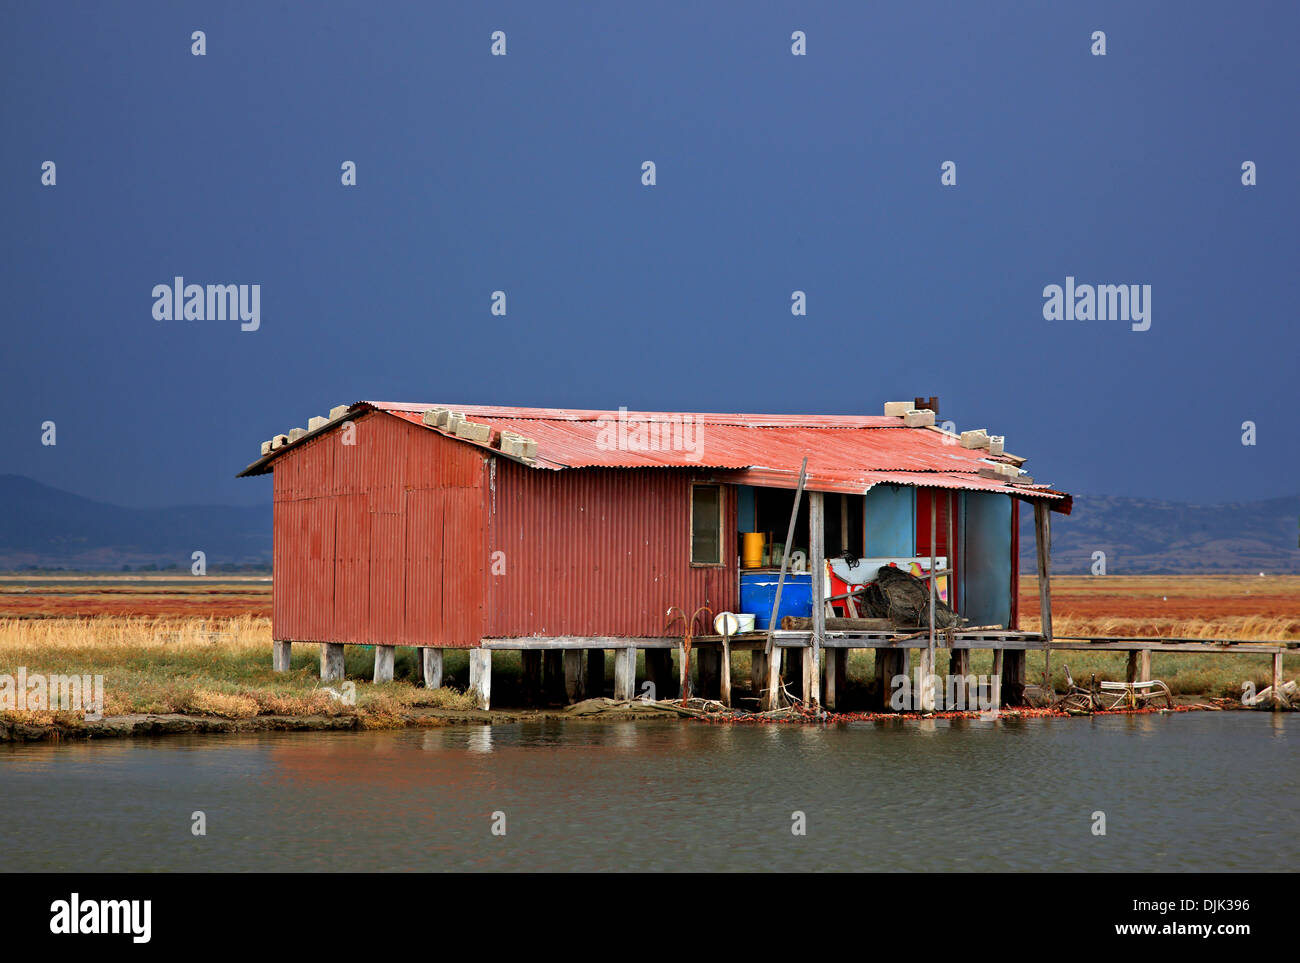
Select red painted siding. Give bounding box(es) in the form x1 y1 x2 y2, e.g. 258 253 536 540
273 412 489 647
485 462 738 638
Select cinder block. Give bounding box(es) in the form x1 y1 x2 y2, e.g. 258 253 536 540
903 409 935 427
455 420 492 443
883 401 911 417
423 407 450 427
260 440 272 456
288 427 307 442
308 415 328 431
988 435 1005 456
960 429 990 449
271 434 290 449
329 405 350 420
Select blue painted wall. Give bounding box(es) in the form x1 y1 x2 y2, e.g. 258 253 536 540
863 485 915 557
960 491 1013 628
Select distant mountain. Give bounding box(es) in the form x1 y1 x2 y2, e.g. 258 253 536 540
1 475 1296 574
1020 494 1300 574
0 475 271 571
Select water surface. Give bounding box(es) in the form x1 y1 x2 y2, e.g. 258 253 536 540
2 713 1293 871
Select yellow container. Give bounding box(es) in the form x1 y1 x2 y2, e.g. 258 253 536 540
742 532 765 569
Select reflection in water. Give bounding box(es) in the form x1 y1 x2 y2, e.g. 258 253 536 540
0 713 1292 872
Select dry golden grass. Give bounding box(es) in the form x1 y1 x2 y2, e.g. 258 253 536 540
0 616 475 724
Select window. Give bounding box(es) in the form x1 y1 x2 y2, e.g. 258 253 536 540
691 484 722 565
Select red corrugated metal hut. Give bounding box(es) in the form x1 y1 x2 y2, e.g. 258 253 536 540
239 401 1071 709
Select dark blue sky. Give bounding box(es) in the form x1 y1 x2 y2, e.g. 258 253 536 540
3 1 1296 507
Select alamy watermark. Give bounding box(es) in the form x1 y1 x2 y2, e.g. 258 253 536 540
890 670 999 713
1042 276 1150 331
594 406 704 461
1 668 104 721
152 276 260 331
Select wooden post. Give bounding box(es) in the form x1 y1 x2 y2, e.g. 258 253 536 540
1139 649 1151 683
990 648 1004 711
521 650 542 703
614 645 637 700
373 645 395 683
697 646 721 699
422 648 444 689
272 641 292 672
720 636 732 707
949 648 971 710
750 650 768 702
765 644 781 708
679 642 692 702
1034 501 1053 691
645 649 673 701
809 490 825 708
763 458 808 710
1126 650 1139 683
801 645 815 706
1272 652 1285 710
543 650 565 704
468 649 492 709
563 650 587 703
320 643 345 682
1002 651 1026 706
876 648 906 710
928 492 936 706
586 649 605 698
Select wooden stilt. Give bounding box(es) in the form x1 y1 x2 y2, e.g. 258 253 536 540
468 649 492 709
645 649 673 700
750 650 769 701
422 648 444 689
1273 652 1285 710
876 648 907 710
919 645 935 712
720 637 732 707
563 650 587 703
949 648 971 710
320 643 344 682
823 648 845 710
272 640 291 672
1139 649 1151 683
373 645 395 683
586 649 605 698
801 645 815 706
521 650 542 704
765 645 781 707
1034 501 1054 691
990 648 1004 710
1126 650 1139 683
543 649 565 704
679 642 692 702
613 645 637 700
1002 650 1026 706
809 491 825 708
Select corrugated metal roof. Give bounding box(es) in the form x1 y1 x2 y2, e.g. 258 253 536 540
240 400 1071 512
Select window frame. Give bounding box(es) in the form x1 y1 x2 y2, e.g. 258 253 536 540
689 482 725 568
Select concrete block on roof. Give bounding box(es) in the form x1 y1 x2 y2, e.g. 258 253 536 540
308 415 328 431
260 440 272 456
960 429 990 449
903 408 935 427
883 401 911 417
455 420 492 443
988 435 1005 456
329 405 350 420
288 428 307 443
271 434 289 450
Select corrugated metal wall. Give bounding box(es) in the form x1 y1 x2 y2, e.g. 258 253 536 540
485 463 738 638
273 412 489 647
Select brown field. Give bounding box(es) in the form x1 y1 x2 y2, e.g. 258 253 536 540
0 576 271 619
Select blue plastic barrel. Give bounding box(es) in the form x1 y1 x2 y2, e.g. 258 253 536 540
740 571 813 629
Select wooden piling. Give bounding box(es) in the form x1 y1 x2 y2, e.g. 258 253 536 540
991 648 1004 710
720 637 732 707
373 645 395 683
613 645 637 700
1139 649 1152 683
563 649 587 703
751 650 769 702
272 641 291 672
521 650 542 703
949 648 971 710
586 648 605 698
422 648 444 689
543 649 565 704
1002 650 1026 706
1273 652 1285 710
320 642 344 682
468 649 492 709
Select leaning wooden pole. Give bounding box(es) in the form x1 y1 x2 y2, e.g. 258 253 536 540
763 457 808 710
1034 501 1054 692
809 490 825 709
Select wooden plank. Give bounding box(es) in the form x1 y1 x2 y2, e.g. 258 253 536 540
563 649 587 703
809 490 825 708
781 617 895 631
468 649 492 709
764 458 809 710
613 645 637 700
